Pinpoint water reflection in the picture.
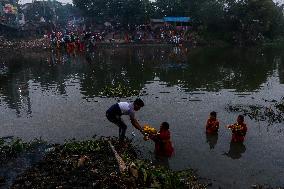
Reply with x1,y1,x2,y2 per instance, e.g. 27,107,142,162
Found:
206,133,218,149
159,48,276,92
0,54,33,116
224,142,246,159
0,46,283,116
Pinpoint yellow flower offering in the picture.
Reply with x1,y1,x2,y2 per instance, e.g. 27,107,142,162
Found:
143,125,157,135
233,124,242,131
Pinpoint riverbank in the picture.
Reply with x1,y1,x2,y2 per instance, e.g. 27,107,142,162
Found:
1,137,280,189
1,36,284,53
0,137,207,189
0,37,182,50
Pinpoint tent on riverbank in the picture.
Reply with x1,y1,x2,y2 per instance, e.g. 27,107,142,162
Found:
164,17,191,30
150,17,191,30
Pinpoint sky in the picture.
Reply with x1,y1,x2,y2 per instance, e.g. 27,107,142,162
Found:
18,0,284,5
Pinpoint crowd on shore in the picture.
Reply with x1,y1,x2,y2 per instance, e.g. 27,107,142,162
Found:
0,25,199,52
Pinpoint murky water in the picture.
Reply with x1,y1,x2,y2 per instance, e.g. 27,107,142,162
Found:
1,46,284,188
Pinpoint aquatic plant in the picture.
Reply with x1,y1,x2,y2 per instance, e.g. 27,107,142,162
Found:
0,137,46,163
99,84,140,98
11,137,206,189
226,97,284,125
62,139,101,154
119,159,206,189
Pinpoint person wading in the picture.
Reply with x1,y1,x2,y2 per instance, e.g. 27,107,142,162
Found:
106,98,145,144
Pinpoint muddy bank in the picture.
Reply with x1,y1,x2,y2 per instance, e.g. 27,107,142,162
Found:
0,137,207,189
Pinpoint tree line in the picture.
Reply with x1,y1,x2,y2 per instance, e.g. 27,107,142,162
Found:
73,0,284,45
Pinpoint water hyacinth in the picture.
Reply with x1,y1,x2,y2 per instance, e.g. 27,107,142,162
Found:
62,139,101,154
226,97,284,125
275,99,284,112
0,137,46,163
118,159,207,189
99,84,140,98
10,137,206,189
11,137,120,189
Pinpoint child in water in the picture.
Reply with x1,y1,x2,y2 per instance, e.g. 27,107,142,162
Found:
206,111,220,134
149,122,174,158
227,115,247,143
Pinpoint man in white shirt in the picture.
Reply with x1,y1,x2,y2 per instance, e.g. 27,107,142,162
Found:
106,98,144,142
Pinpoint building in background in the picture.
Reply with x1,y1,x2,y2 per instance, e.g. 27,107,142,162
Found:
0,0,19,26
0,0,81,36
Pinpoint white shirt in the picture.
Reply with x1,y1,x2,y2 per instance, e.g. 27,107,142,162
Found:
118,102,135,119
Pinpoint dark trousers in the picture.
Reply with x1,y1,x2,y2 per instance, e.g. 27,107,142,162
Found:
106,113,127,141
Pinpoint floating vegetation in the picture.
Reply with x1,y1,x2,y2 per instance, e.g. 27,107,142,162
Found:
226,98,284,125
99,84,140,98
62,139,101,154
0,137,46,163
11,137,206,189
119,159,207,189
11,137,120,189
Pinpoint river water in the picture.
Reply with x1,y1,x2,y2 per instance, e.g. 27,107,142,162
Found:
0,46,284,188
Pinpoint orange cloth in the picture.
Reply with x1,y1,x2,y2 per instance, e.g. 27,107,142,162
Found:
206,118,219,134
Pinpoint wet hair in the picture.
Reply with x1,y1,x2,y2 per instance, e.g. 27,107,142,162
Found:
134,98,144,107
238,115,244,121
161,122,169,130
210,111,217,117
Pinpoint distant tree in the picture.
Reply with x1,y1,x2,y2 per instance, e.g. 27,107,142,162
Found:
73,0,155,29
154,0,189,17
224,0,284,44
56,4,80,26
189,0,284,44
73,0,284,44
120,0,154,27
24,1,54,23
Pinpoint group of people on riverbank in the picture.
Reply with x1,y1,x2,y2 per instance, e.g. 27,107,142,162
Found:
46,31,98,55
0,25,196,54
106,99,247,160
44,25,194,54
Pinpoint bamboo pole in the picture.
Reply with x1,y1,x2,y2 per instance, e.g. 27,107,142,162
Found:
108,141,127,173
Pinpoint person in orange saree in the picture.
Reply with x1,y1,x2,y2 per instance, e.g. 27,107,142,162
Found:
227,115,247,143
149,122,174,158
206,111,219,134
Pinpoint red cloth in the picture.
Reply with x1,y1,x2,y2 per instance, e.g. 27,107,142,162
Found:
67,42,76,54
150,130,174,157
228,123,247,142
206,118,219,134
79,42,85,52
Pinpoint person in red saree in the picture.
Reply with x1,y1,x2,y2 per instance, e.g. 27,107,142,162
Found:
227,115,247,143
206,111,219,134
149,122,174,158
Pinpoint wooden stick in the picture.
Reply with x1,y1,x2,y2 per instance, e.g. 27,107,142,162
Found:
108,141,127,173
